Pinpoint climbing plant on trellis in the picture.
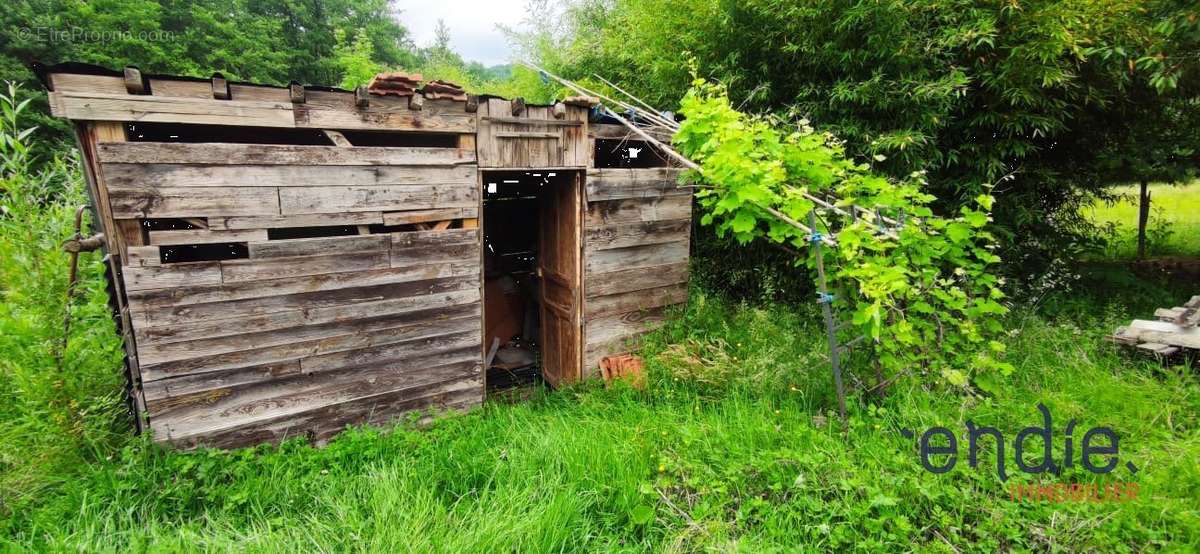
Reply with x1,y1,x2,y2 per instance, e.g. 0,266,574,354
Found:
527,63,1012,423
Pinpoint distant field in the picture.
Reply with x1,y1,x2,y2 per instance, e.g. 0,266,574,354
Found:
1085,180,1200,260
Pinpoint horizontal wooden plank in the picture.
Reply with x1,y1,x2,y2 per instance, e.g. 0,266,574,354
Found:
583,306,670,375
136,283,480,349
125,246,162,267
143,359,301,403
98,142,476,166
139,291,482,381
586,241,690,274
107,185,280,218
589,123,674,142
295,105,476,133
301,325,480,374
48,73,126,94
148,229,267,246
587,262,689,298
139,306,479,386
586,195,692,226
390,228,480,267
49,91,296,127
140,302,481,369
165,369,481,449
124,262,222,292
586,305,670,347
210,212,384,230
585,283,688,318
585,168,690,201
278,185,477,214
585,219,690,251
390,228,479,247
147,340,479,430
383,208,474,226
103,164,477,188
1122,319,1200,348
220,251,391,283
495,132,560,139
482,116,582,126
153,344,480,442
247,234,389,259
145,78,212,99
126,261,478,311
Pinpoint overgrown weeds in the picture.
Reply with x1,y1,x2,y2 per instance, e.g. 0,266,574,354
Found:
0,82,1196,549
0,83,125,515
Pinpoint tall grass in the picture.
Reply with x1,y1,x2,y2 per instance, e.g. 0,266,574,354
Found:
0,82,1196,550
1085,181,1200,260
1,284,1197,550
0,83,127,514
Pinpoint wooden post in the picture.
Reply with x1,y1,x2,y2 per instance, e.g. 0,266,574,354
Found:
1137,180,1150,260
211,73,230,100
122,67,145,94
288,82,305,103
809,210,847,428
73,121,147,433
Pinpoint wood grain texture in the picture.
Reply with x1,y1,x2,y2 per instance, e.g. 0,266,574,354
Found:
585,219,690,251
580,167,694,377
476,100,589,168
585,241,690,274
382,207,475,226
585,262,689,298
278,185,476,214
126,261,478,311
138,288,481,379
140,303,481,374
247,234,388,259
220,251,391,283
586,195,692,227
148,229,267,246
103,164,477,188
107,184,280,218
49,91,296,127
585,168,690,201
210,212,384,230
99,143,475,166
167,370,481,449
124,262,222,292
153,347,480,441
134,275,479,334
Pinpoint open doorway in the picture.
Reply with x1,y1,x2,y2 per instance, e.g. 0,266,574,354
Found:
482,170,582,392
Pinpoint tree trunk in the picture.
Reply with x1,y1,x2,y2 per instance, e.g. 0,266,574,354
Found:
1137,180,1150,260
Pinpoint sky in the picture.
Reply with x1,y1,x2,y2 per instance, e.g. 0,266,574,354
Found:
395,0,531,67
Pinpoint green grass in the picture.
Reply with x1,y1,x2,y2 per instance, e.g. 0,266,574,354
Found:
1,277,1198,550
1085,180,1200,260
1,95,1197,549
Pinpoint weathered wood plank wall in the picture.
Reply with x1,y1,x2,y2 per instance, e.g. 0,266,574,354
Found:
475,99,590,168
48,69,485,449
581,167,691,374
107,143,484,448
48,66,697,447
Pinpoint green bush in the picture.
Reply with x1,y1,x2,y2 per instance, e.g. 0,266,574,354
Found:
525,0,1200,275
0,83,126,515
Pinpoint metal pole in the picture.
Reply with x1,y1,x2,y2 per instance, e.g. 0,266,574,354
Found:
809,210,847,427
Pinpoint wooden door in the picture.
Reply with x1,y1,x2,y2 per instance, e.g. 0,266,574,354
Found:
538,172,582,387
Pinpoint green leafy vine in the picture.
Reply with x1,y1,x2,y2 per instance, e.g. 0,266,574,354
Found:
673,78,1011,392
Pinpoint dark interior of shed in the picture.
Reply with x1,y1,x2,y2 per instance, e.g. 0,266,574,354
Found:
482,171,556,390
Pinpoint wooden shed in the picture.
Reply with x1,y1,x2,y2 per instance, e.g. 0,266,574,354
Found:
39,64,692,448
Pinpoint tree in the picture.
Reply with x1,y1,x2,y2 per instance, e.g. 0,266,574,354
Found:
526,0,1200,274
